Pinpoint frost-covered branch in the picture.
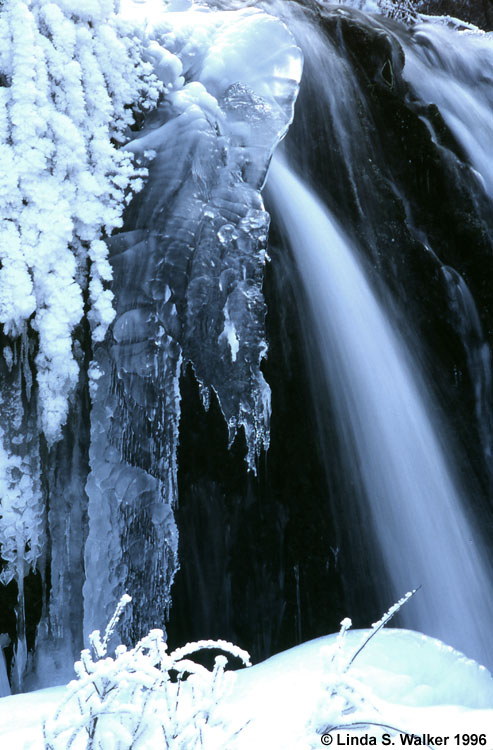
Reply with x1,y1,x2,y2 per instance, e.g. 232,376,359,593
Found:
43,594,251,749
309,590,420,745
345,587,420,670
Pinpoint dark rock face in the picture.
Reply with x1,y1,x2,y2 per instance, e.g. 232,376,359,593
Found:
416,0,493,30
286,6,493,485
167,276,347,662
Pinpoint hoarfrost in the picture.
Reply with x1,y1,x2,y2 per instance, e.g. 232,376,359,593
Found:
0,0,161,688
0,0,160,442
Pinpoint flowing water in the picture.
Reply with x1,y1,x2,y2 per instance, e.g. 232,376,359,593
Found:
401,22,493,200
267,155,493,666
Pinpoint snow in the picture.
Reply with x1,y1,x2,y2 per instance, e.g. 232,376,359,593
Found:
225,630,493,748
119,0,192,26
1,628,492,749
0,685,66,747
2,0,492,724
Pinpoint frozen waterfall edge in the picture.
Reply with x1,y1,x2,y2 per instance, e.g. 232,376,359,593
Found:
81,8,303,660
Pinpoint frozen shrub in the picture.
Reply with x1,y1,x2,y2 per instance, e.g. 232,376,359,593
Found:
377,0,420,22
43,595,251,749
309,590,418,745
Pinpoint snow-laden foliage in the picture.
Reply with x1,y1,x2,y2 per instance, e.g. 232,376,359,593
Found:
308,591,419,744
0,0,161,443
42,592,422,749
376,0,419,22
43,595,251,750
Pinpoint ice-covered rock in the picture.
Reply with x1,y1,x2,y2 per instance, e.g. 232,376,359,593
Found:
401,22,493,200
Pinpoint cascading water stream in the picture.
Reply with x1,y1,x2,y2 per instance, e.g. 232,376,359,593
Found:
267,154,493,666
400,23,493,200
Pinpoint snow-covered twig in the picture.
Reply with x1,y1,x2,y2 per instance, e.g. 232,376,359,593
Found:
43,594,251,750
310,588,421,745
345,587,421,670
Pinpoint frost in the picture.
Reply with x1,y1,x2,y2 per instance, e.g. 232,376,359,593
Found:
0,0,302,686
0,0,161,443
43,597,251,750
0,0,162,689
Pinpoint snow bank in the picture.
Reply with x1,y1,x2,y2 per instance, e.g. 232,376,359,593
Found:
0,628,491,749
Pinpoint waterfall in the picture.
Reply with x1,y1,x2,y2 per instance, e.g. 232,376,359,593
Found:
400,23,493,200
267,155,493,667
3,0,493,689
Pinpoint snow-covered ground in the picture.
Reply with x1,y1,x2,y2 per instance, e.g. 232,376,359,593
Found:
1,628,492,749
223,629,493,749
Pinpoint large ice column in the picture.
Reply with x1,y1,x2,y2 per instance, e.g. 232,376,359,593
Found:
0,335,90,691
83,6,302,641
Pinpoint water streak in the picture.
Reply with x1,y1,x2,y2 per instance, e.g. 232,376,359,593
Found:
401,23,493,199
267,155,493,666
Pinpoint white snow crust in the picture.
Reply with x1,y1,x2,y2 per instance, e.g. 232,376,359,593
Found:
1,628,492,749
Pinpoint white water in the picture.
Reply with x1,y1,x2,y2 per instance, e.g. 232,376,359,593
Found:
267,155,493,666
401,23,493,200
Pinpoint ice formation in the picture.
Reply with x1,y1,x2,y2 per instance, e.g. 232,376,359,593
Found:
0,0,162,688
83,4,302,645
0,0,158,442
1,628,493,748
0,0,302,687
1,0,493,702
